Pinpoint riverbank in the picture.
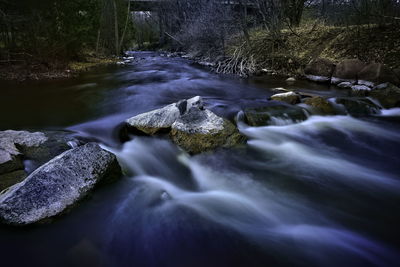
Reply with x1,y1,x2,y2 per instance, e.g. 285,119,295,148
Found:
180,23,400,79
0,53,118,82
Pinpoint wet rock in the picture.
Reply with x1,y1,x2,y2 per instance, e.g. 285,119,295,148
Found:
351,85,372,97
0,170,26,192
126,96,244,153
286,77,296,83
126,96,203,135
271,87,290,93
0,131,47,174
370,83,400,108
335,97,380,116
244,104,308,126
0,149,23,176
305,58,335,83
0,130,80,190
331,59,366,85
270,91,300,105
0,143,122,225
303,96,336,115
358,63,400,87
337,81,354,88
170,107,245,154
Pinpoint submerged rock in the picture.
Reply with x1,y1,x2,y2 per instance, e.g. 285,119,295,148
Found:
305,58,335,83
335,97,381,116
370,83,400,108
270,92,300,105
126,96,203,135
170,107,244,154
244,104,308,126
303,96,336,115
0,143,122,225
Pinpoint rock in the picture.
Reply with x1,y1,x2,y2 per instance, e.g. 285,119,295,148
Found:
370,83,400,108
126,96,244,153
331,59,366,85
270,92,300,105
0,149,23,175
0,170,27,192
126,96,203,135
0,131,47,174
335,97,381,116
0,143,122,225
303,96,336,115
244,104,308,127
358,63,400,87
286,77,296,83
271,87,290,93
351,85,372,97
337,81,354,88
304,58,335,83
170,107,245,154
0,130,80,190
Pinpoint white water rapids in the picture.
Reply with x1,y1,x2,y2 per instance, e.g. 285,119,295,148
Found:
104,114,400,267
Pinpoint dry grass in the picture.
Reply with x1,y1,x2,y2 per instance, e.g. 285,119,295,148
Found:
225,22,400,77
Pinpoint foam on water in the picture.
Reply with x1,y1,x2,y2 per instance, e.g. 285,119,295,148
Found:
103,119,400,266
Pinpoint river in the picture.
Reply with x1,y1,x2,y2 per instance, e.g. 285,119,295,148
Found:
0,51,399,267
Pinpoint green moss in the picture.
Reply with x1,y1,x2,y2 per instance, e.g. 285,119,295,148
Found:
68,56,117,73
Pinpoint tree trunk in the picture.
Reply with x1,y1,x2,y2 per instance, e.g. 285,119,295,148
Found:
113,0,119,55
119,0,131,53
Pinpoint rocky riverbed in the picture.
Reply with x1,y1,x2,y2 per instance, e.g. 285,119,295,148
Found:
0,51,399,267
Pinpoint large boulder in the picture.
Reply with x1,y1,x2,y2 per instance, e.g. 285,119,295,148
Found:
244,104,308,126
303,96,336,115
304,58,335,83
126,96,203,135
270,92,300,105
170,107,245,154
0,130,79,191
358,63,400,87
0,143,121,225
335,97,381,116
331,59,366,85
370,83,400,108
125,96,245,153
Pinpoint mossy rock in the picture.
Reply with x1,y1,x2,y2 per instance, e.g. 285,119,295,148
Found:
370,83,400,108
335,97,381,116
244,104,308,126
170,108,245,154
303,96,336,115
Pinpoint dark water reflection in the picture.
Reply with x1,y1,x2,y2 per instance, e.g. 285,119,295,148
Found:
0,52,399,267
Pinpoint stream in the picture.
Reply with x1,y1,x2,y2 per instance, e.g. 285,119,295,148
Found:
0,51,399,267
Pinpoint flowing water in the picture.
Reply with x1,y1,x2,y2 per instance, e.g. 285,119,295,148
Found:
0,52,399,267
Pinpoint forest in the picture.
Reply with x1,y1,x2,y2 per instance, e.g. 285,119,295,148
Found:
1,0,399,75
